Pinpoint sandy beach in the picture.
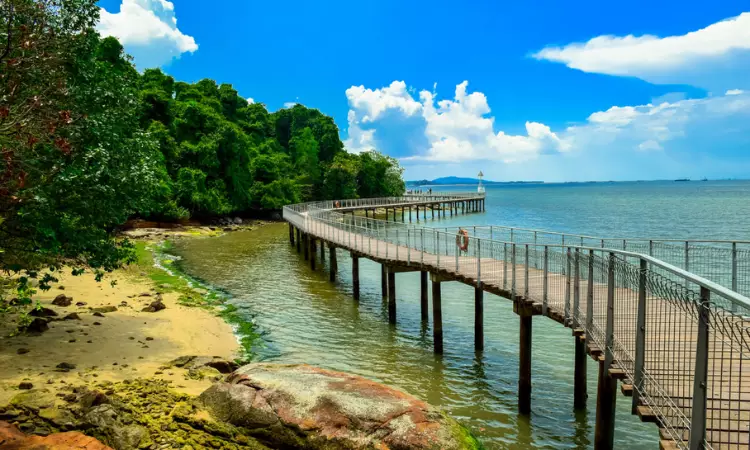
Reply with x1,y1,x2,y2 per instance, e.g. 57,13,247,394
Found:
0,232,243,408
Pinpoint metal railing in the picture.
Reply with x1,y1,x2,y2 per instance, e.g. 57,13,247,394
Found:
284,197,750,450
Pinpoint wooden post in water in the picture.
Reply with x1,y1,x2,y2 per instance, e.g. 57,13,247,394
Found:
574,336,587,409
387,268,396,324
431,275,443,354
420,271,428,321
296,229,301,253
381,265,388,300
401,207,405,222
431,206,435,219
409,206,412,223
475,284,484,352
309,238,316,270
319,238,325,262
352,255,359,300
303,233,309,260
289,223,294,245
519,312,532,414
329,245,337,282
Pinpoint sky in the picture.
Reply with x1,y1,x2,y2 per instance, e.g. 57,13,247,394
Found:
96,0,750,182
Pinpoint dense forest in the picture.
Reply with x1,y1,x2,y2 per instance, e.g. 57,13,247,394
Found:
0,0,404,307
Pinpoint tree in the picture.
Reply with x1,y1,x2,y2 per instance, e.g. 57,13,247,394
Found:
324,154,359,199
356,150,406,198
1,2,165,312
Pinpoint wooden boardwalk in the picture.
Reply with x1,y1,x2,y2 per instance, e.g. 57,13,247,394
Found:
286,200,750,450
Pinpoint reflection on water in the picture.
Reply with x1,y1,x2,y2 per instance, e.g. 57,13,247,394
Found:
172,224,656,449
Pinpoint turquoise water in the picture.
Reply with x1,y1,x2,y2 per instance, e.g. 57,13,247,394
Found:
172,180,750,449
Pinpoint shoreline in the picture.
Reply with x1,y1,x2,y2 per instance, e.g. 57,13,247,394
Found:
0,223,267,406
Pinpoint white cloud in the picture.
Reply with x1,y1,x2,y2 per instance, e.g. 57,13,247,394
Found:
283,102,299,109
345,81,422,123
726,89,745,96
98,0,197,68
247,97,255,104
532,12,750,91
344,81,566,162
343,80,750,180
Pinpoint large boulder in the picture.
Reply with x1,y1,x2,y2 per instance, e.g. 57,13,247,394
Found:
0,420,112,449
199,363,482,450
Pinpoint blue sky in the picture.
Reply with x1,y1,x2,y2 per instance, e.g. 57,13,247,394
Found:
97,0,750,182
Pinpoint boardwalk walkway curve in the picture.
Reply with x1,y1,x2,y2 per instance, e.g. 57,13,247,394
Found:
283,193,750,450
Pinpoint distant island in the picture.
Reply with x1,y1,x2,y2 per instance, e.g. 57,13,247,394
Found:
407,176,543,186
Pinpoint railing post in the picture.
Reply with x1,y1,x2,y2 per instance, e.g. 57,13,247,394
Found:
685,241,690,271
477,239,482,284
396,228,399,261
542,246,548,315
573,248,580,328
455,233,460,271
436,231,440,268
385,226,389,259
632,258,648,414
407,228,411,265
503,243,508,289
565,247,571,324
689,287,710,450
524,244,529,298
732,242,738,311
649,240,654,257
511,244,517,300
587,250,594,330
421,229,424,266
605,253,615,368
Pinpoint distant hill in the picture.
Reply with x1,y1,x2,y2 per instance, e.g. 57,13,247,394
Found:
407,176,542,186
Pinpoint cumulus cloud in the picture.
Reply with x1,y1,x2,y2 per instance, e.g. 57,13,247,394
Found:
343,80,750,180
247,97,255,104
98,0,198,69
532,12,750,91
344,81,566,162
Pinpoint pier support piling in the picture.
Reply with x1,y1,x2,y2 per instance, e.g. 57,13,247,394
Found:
381,265,388,300
574,336,587,409
289,223,294,245
420,271,429,322
329,245,337,282
309,238,316,270
352,255,360,300
303,233,309,260
475,285,484,352
518,310,533,414
296,229,301,253
431,276,443,354
594,359,617,450
387,269,396,324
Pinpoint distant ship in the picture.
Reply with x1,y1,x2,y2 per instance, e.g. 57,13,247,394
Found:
674,178,690,182
702,177,708,181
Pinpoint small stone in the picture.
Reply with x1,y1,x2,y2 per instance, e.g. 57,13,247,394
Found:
119,301,128,307
75,301,87,307
91,306,117,314
63,312,81,320
51,294,72,307
139,292,152,297
87,340,93,344
112,362,118,366
66,330,75,333
92,312,104,317
145,337,153,341
93,322,101,326
19,382,33,390
68,339,76,343
55,362,76,372
62,393,77,402
17,348,29,355
24,317,49,333
29,307,58,318
141,298,166,313
128,337,134,340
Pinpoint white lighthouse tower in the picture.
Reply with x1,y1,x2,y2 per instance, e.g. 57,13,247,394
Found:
477,171,485,194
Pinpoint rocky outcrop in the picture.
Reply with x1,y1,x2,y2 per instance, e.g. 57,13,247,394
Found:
0,421,112,450
199,363,482,450
52,294,73,307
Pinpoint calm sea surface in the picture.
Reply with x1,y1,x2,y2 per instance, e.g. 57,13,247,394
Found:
171,180,750,449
